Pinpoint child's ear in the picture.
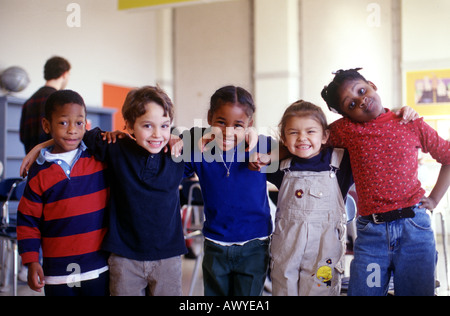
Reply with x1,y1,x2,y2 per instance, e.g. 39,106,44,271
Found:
207,110,213,125
280,132,286,145
322,129,330,144
368,81,378,91
42,118,51,135
125,120,134,136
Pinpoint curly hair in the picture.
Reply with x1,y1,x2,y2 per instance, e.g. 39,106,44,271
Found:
321,68,368,115
45,89,86,121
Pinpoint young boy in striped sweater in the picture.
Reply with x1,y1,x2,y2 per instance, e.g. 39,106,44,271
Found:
17,90,110,296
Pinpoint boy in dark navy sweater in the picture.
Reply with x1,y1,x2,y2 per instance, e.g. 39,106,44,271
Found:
84,86,187,296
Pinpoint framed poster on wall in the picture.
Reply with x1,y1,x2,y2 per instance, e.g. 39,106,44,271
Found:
406,69,450,116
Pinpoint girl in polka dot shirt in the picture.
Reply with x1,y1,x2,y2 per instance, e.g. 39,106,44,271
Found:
322,68,450,296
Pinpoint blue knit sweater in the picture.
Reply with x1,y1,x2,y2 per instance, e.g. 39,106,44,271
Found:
184,127,274,243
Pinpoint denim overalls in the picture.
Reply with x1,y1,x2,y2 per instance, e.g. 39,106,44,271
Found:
271,149,347,296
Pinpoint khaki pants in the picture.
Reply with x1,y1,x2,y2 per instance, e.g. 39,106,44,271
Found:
108,253,182,296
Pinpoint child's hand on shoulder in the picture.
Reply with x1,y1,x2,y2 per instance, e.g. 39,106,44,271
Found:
249,152,271,172
168,134,183,157
245,127,258,152
198,131,215,153
396,106,420,124
101,130,128,143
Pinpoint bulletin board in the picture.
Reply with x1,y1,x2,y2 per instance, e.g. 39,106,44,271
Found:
406,69,450,116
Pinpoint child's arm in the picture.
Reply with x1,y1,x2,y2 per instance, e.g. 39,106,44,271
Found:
20,129,124,177
20,139,54,178
17,177,46,292
100,130,128,143
420,164,450,210
249,152,272,172
169,134,183,157
249,144,289,171
416,117,450,210
27,262,45,292
102,129,182,156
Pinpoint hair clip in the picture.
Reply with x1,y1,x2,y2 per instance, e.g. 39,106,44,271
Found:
332,69,343,75
332,67,363,75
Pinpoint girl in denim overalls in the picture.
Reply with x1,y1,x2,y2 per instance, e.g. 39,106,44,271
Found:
268,101,353,296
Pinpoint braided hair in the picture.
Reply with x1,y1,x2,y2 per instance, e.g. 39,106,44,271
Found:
321,68,368,115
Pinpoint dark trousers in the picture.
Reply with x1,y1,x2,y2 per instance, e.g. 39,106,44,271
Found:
44,271,110,296
202,238,270,296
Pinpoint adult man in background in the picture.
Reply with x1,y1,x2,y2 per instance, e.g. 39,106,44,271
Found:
20,56,71,153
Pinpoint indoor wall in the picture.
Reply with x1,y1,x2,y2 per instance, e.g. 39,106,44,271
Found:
1,0,449,131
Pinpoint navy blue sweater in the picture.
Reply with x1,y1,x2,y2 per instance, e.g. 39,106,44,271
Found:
84,128,187,261
183,127,274,243
267,147,354,199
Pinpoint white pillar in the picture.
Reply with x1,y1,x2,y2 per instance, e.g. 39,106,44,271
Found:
155,8,174,99
253,0,300,136
391,0,402,108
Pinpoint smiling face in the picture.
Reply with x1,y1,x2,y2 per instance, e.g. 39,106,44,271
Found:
126,102,171,154
42,102,86,154
282,115,329,159
208,102,253,152
337,79,385,122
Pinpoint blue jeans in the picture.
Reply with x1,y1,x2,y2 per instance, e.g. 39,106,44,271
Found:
202,238,270,296
348,207,437,296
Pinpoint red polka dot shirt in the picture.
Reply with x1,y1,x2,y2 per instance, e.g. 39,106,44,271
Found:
329,109,450,216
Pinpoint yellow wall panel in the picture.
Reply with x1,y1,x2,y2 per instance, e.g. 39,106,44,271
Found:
119,0,211,10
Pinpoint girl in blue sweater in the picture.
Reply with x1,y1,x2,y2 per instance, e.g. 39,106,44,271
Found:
183,86,275,296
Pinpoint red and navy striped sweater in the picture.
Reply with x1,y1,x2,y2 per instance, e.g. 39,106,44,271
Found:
17,145,109,281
